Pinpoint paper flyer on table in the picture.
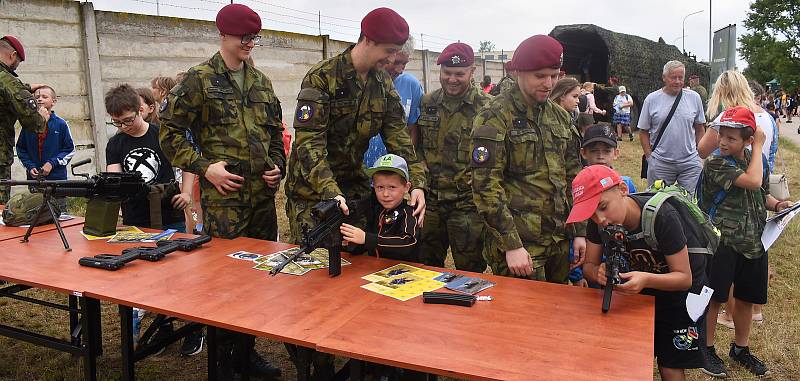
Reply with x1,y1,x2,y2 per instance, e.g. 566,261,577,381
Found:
762,201,800,251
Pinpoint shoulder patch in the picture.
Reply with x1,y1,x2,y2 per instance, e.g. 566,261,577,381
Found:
160,98,169,113
296,103,314,123
25,97,38,111
472,146,491,165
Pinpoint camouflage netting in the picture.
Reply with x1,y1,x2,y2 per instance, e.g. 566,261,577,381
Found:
550,24,710,125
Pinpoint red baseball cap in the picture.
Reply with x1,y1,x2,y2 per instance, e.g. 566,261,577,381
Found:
2,35,25,61
712,106,756,133
216,4,262,36
361,8,409,45
566,165,623,224
506,35,562,72
437,42,474,67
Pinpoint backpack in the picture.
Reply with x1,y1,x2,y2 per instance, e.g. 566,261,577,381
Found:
578,93,589,113
628,182,719,293
2,192,54,227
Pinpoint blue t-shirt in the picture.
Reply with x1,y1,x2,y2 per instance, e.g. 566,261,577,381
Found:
363,72,423,167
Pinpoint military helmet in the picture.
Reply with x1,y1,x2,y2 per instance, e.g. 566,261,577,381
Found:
2,192,53,227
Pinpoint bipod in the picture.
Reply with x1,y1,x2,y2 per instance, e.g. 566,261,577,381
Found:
21,187,70,251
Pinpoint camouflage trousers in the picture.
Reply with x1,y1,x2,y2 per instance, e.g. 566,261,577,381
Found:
420,198,487,273
484,239,570,283
0,164,9,204
203,198,277,240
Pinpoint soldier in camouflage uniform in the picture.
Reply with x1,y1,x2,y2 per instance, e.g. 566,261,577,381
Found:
0,36,47,203
284,8,426,380
470,35,585,284
158,4,283,379
489,65,516,96
285,7,426,244
417,42,489,272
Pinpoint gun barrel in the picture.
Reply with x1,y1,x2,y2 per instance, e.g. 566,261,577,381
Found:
602,276,613,313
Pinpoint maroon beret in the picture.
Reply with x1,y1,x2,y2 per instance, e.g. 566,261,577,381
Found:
507,35,563,72
2,35,25,61
361,8,409,45
437,43,474,67
216,4,261,36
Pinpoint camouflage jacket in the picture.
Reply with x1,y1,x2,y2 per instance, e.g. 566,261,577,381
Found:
699,150,768,259
417,84,490,203
489,75,515,96
159,52,285,205
0,62,45,166
285,45,426,201
470,85,584,252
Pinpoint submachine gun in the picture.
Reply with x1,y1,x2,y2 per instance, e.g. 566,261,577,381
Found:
79,235,212,270
270,198,366,277
0,158,147,250
601,225,630,313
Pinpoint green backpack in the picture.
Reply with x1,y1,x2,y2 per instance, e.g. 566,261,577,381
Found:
628,181,719,293
2,192,54,227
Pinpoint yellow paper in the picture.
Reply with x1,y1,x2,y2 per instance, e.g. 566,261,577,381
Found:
80,226,142,241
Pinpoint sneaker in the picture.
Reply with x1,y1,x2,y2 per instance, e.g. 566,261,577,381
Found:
248,351,282,379
628,133,634,141
702,346,729,378
729,343,770,377
148,322,174,356
180,329,204,356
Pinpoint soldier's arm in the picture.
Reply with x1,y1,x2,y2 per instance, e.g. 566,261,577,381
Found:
262,80,286,176
291,72,342,199
381,82,427,191
470,110,522,252
4,81,45,133
565,124,587,237
159,73,209,176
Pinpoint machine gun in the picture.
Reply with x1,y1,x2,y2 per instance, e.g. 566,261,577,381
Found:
601,225,630,313
270,198,365,277
0,158,148,250
78,235,212,271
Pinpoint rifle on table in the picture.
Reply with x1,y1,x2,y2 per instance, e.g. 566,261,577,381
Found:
270,198,366,277
0,158,148,251
78,235,212,271
601,225,630,313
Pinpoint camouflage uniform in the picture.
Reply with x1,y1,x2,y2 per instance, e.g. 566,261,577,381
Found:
691,84,708,112
699,150,768,259
285,45,426,242
417,84,489,272
0,62,45,203
470,84,585,283
159,52,285,240
489,75,516,96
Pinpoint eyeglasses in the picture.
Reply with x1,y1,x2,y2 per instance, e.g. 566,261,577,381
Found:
111,112,138,127
241,34,262,45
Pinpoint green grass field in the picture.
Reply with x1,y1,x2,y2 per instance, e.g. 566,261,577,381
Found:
0,132,798,380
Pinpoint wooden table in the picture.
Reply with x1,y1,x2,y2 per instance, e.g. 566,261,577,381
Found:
317,269,655,381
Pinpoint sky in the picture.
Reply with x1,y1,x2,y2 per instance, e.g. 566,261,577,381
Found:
89,0,754,68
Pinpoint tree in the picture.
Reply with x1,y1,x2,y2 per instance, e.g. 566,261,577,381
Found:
740,0,800,91
478,40,496,53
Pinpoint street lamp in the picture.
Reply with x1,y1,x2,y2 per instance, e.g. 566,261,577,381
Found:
683,9,704,53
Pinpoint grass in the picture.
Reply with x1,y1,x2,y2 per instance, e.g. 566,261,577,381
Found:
1,132,799,380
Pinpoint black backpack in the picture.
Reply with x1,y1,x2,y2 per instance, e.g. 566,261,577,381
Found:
578,94,589,112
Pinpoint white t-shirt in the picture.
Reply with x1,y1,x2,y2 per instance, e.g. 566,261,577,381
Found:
614,94,632,114
638,88,706,164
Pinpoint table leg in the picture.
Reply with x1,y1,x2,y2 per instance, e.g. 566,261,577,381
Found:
207,326,217,381
295,346,312,381
69,295,80,347
118,305,135,381
79,297,98,381
87,298,103,356
350,359,363,381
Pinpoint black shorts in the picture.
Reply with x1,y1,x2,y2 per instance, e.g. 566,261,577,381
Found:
708,245,769,305
654,293,706,369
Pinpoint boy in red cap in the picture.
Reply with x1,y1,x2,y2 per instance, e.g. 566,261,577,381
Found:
567,164,704,381
698,106,791,378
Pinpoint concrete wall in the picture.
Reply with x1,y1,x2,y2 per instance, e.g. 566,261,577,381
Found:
2,0,481,182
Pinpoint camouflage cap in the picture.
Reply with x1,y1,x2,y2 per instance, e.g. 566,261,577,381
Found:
366,154,409,181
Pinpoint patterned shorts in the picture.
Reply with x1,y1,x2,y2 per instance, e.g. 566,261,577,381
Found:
613,112,631,126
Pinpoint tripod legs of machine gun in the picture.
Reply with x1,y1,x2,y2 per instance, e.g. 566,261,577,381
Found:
21,189,70,251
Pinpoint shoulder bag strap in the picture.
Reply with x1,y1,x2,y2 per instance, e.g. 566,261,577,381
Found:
651,90,683,153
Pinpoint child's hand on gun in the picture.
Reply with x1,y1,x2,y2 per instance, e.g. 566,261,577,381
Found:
616,271,649,295
340,223,366,245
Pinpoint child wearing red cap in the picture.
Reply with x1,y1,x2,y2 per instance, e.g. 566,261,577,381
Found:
567,164,704,381
698,106,791,378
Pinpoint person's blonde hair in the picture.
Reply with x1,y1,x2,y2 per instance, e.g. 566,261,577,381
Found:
707,70,756,120
582,82,595,91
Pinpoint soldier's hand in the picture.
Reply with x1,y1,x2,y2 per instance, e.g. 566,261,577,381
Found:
334,195,350,215
340,223,366,245
38,106,50,122
570,237,587,270
171,192,191,210
205,161,243,196
409,188,426,227
505,247,533,277
262,166,281,188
